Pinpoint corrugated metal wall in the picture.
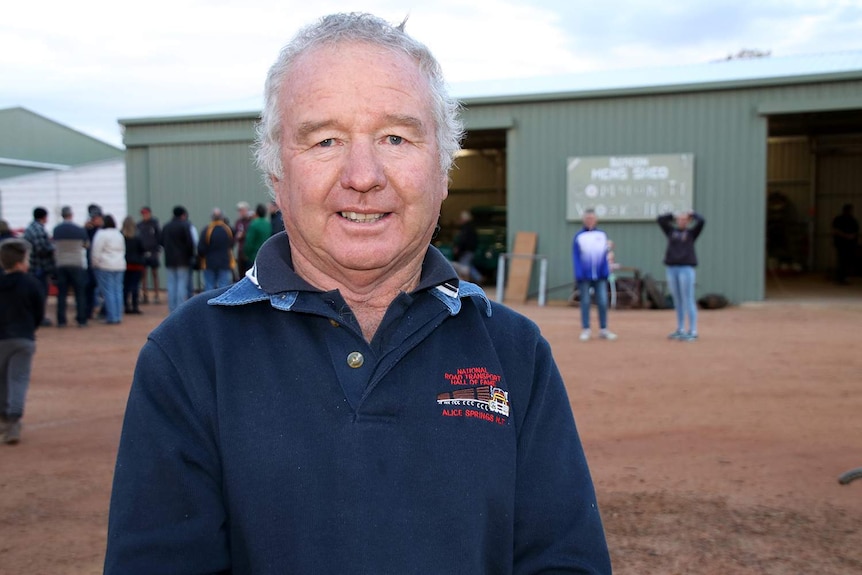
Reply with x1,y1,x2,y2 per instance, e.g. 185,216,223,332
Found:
467,89,767,303
122,79,862,303
124,115,270,231
466,78,862,303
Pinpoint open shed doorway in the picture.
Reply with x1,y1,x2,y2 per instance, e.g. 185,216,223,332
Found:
437,129,508,283
765,109,862,300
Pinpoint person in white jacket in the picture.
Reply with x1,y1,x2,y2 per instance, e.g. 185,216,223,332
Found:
90,215,127,324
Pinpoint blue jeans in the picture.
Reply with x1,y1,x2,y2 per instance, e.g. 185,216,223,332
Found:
166,267,191,312
665,265,697,334
203,268,233,292
577,279,608,330
55,266,89,326
0,339,35,419
95,270,124,323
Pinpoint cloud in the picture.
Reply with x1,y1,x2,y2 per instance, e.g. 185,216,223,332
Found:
2,0,861,147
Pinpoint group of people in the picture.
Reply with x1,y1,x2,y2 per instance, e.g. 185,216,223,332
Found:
573,207,706,342
2,199,284,323
0,200,279,445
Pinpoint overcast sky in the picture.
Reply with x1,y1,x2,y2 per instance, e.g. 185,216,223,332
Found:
3,0,862,148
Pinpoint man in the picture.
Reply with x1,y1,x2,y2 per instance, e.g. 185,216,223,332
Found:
268,199,285,236
105,13,610,574
451,209,483,282
136,207,161,303
242,203,271,264
832,203,859,285
197,207,235,291
84,205,104,319
159,206,194,312
572,208,617,341
52,206,89,327
233,201,252,278
23,207,54,326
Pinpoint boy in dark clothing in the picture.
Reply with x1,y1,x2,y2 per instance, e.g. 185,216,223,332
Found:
0,238,46,444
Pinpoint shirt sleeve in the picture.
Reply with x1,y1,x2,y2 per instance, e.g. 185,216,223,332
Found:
512,336,612,574
104,340,230,575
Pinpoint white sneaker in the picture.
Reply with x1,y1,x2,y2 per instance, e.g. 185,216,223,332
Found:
599,329,618,341
579,329,591,341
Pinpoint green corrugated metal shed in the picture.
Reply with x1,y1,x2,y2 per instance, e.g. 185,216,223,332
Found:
0,107,124,179
120,53,862,303
121,111,270,234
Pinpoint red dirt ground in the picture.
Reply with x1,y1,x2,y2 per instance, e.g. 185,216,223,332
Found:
1,281,861,574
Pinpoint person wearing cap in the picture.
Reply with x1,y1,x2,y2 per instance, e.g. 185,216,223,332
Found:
136,207,161,304
233,201,252,278
52,206,90,327
105,13,610,574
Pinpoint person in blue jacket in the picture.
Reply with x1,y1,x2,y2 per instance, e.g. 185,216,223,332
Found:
572,208,617,342
104,12,611,575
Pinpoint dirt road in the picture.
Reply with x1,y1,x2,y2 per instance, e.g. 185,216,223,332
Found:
1,294,860,574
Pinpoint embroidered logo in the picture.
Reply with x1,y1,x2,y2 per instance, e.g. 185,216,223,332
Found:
437,367,509,425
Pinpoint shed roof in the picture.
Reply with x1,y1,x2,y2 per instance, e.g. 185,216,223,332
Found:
453,50,862,104
119,50,862,128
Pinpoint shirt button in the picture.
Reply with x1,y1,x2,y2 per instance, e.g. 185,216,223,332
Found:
347,352,364,368
330,319,340,327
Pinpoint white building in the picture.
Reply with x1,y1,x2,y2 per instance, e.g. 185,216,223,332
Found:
0,158,127,232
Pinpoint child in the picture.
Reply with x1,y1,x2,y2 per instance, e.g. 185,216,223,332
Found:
0,238,46,444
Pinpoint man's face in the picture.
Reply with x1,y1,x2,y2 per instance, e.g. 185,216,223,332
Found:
272,41,447,280
141,211,151,221
238,207,249,220
583,213,597,229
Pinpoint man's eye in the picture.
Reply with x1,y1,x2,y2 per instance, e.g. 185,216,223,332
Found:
387,135,403,145
318,138,335,148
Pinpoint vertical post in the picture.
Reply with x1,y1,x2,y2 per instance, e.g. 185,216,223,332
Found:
538,257,547,307
496,254,506,303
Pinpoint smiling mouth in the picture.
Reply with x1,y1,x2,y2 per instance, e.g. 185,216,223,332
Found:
340,211,387,223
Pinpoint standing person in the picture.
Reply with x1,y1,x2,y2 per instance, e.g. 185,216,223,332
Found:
91,215,126,325
197,208,235,291
105,13,610,574
572,208,617,342
160,206,195,312
268,200,285,236
52,206,90,328
242,203,271,265
0,220,14,240
233,201,252,278
136,207,161,304
23,207,54,326
451,209,483,282
84,205,104,320
121,217,145,315
658,210,706,341
831,204,859,285
0,238,46,444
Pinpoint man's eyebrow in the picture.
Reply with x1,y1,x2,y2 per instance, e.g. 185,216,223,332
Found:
385,114,426,135
294,115,426,140
295,120,338,141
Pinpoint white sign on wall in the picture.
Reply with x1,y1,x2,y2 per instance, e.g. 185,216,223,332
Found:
566,154,694,221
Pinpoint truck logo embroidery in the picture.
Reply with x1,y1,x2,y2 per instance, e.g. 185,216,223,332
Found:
438,367,509,425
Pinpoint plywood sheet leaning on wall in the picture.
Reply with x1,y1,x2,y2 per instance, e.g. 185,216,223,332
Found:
505,231,538,304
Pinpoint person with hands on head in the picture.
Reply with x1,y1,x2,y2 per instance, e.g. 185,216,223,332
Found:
657,209,705,341
104,12,611,575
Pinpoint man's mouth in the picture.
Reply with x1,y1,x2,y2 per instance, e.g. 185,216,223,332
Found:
340,211,387,223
